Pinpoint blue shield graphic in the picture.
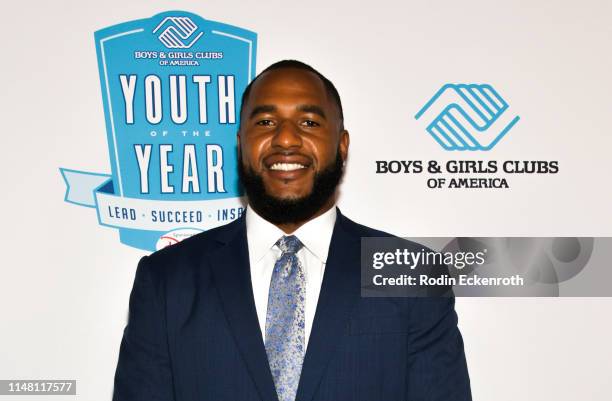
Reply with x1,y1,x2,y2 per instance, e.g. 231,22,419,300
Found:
60,11,257,251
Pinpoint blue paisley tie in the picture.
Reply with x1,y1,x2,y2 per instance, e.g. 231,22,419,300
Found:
265,235,306,401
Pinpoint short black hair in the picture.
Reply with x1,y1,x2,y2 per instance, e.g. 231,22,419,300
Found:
239,59,344,130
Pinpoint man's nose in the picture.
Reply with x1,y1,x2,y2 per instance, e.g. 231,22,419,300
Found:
271,120,302,149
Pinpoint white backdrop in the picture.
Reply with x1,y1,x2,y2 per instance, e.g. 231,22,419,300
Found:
1,0,611,400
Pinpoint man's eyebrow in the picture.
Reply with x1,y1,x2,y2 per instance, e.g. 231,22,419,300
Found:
249,105,277,119
297,104,327,120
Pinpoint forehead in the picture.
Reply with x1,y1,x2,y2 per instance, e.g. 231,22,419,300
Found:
245,68,331,108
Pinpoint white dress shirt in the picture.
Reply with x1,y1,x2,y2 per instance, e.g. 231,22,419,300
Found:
246,205,337,348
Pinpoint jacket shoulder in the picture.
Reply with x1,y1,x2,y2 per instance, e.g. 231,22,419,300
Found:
338,212,428,252
337,212,397,239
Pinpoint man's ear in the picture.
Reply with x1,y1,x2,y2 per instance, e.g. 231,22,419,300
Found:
339,130,350,163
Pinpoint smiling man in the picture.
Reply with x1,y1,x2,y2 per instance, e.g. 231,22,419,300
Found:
237,61,347,233
113,60,472,401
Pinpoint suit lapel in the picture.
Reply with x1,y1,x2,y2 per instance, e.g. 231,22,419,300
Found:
296,211,361,401
207,217,280,401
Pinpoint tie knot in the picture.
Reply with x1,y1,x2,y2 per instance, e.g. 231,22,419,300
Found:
276,235,303,255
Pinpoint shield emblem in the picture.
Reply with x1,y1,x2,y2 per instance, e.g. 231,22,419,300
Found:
60,11,257,251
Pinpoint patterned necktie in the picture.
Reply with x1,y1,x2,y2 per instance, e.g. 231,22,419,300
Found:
265,235,306,401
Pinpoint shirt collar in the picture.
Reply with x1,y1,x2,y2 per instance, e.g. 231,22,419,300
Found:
245,205,337,264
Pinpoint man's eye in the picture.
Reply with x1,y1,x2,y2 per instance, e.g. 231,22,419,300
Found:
256,119,274,126
302,120,320,127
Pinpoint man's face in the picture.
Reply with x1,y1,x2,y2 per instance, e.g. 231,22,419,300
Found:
238,68,349,203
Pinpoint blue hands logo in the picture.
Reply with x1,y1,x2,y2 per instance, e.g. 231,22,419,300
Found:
153,16,204,49
415,84,520,150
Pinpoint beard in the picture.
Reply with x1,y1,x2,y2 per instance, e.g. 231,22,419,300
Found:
238,151,344,225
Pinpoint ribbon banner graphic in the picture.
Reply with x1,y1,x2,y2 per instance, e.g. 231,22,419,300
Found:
60,11,257,251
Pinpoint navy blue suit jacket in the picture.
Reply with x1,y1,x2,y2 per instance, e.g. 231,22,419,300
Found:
113,209,471,401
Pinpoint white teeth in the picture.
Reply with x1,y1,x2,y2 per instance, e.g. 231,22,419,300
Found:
270,162,306,171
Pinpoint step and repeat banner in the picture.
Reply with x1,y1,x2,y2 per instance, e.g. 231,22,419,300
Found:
1,1,611,401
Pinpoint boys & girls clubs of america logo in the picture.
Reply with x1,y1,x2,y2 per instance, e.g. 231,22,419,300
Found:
60,11,257,251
